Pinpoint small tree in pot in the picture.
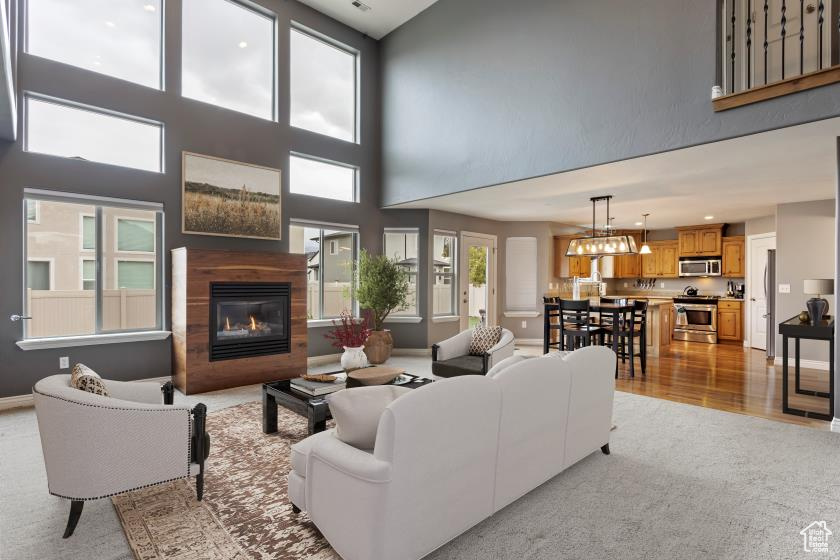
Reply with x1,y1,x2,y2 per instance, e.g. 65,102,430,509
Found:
355,249,410,364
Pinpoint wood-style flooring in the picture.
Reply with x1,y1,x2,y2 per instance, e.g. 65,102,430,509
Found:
614,340,831,429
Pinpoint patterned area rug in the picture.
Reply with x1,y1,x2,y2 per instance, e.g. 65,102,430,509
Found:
112,401,339,560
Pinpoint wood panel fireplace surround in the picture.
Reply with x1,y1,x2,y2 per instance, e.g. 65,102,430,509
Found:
172,248,307,394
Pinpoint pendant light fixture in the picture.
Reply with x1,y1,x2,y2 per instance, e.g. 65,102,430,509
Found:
566,195,638,257
639,213,652,255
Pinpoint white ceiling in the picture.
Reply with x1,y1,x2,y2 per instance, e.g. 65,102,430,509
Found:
390,117,840,231
297,0,439,39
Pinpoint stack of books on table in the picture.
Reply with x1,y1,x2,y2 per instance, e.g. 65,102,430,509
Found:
290,375,346,397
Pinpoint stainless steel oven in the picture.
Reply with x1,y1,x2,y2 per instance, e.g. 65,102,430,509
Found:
673,297,718,343
678,259,722,277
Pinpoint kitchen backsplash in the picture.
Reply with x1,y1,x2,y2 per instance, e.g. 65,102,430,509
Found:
604,276,744,297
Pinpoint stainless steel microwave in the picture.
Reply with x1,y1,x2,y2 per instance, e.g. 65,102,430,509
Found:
678,258,722,277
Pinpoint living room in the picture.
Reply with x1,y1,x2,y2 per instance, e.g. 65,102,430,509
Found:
2,0,840,559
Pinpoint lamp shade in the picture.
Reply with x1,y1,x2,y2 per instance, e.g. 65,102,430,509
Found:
804,279,834,295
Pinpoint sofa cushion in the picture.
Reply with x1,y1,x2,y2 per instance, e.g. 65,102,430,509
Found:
432,355,486,378
486,354,532,378
469,325,502,355
327,386,411,449
70,364,109,397
291,429,336,476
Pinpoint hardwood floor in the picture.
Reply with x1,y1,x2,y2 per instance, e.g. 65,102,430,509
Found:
613,340,831,429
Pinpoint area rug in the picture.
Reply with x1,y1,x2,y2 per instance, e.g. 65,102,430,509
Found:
112,401,338,560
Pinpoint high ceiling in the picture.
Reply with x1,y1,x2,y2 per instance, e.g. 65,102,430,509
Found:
389,117,840,230
297,0,440,39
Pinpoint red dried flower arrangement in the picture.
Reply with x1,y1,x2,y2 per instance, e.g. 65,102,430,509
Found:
324,310,372,349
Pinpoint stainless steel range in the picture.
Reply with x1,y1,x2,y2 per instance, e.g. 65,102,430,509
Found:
673,296,719,344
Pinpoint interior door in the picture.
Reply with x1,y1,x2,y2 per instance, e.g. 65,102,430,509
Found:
748,234,776,350
460,234,497,331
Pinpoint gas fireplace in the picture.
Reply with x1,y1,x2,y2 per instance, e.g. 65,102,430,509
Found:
209,283,291,361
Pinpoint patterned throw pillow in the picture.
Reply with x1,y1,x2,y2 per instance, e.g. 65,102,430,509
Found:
469,325,503,356
70,363,109,397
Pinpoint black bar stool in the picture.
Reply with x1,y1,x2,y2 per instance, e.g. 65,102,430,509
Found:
543,297,561,354
602,300,648,378
558,299,603,351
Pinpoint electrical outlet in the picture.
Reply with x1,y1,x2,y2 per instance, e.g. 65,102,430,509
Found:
59,356,69,369
779,284,791,294
521,320,527,329
623,282,628,288
660,282,666,288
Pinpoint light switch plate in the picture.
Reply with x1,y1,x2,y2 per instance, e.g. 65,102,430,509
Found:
660,282,666,288
779,284,791,294
59,356,69,369
623,282,628,288
521,320,527,329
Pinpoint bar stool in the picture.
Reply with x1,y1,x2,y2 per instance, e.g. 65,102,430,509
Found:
602,300,648,377
558,299,603,351
543,297,562,354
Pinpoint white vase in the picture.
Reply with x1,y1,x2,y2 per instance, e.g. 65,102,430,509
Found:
341,346,368,372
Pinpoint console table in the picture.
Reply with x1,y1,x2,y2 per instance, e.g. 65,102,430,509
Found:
779,316,834,421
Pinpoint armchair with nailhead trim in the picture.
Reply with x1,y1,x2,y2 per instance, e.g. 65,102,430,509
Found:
32,375,210,538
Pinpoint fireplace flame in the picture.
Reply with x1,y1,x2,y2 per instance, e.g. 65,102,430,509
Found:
224,317,231,331
249,315,257,331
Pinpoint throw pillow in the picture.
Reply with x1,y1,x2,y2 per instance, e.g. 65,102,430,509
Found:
70,363,109,397
469,325,503,356
327,385,411,449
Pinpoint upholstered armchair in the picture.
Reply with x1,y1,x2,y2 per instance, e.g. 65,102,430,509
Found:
431,327,515,377
32,375,210,538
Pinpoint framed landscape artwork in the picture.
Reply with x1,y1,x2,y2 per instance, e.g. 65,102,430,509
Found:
182,152,282,240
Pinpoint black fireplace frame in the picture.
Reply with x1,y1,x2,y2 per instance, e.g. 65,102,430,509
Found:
209,282,291,361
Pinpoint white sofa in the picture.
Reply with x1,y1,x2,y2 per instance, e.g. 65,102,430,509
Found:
287,345,616,560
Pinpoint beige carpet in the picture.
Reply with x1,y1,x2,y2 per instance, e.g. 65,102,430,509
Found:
112,401,338,560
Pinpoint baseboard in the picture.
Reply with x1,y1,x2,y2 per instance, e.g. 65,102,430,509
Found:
391,348,432,357
831,418,840,433
515,339,543,346
773,357,831,371
307,353,342,367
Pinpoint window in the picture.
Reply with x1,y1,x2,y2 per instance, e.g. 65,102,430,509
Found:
384,229,419,317
290,27,357,142
26,200,39,223
116,218,155,252
26,0,163,89
289,154,357,202
23,191,163,339
182,0,275,120
505,237,538,313
289,222,358,321
81,259,95,290
25,96,163,172
433,232,457,316
329,240,338,255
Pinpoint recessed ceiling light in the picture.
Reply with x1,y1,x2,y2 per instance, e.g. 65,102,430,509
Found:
352,0,372,11
143,4,156,12
238,41,248,49
105,21,116,28
704,215,715,220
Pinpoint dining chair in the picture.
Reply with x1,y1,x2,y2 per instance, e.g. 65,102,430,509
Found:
601,300,648,377
558,299,603,351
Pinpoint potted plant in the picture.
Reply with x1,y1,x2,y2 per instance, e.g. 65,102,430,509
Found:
324,310,371,372
355,249,410,364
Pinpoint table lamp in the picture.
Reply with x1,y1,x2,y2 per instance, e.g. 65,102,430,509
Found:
804,279,833,324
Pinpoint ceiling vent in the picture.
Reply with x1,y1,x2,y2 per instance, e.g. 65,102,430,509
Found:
351,1,371,12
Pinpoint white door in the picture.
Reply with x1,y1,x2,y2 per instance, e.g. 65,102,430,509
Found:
460,233,497,331
748,234,776,350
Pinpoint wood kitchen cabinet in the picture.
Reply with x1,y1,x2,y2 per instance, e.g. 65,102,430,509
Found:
641,241,679,278
717,300,743,342
722,236,745,277
553,236,591,278
676,224,724,257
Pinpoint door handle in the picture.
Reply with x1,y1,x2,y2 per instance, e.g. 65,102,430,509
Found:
10,314,32,321
750,298,756,301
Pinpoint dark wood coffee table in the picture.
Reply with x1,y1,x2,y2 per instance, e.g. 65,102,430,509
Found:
262,372,433,435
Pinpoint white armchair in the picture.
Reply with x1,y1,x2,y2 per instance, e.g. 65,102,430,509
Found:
431,327,515,377
32,375,210,538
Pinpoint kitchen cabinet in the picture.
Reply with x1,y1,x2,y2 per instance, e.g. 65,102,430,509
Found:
722,236,745,277
676,224,724,257
641,241,679,278
552,236,592,278
717,300,743,342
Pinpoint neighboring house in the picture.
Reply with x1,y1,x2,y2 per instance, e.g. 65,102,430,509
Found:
307,232,354,284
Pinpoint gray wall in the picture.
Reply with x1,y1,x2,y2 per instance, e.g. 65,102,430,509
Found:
776,200,836,362
0,0,389,396
380,0,840,206
745,215,777,237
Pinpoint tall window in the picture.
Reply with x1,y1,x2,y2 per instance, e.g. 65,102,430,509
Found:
26,200,39,223
182,0,275,120
290,27,357,142
26,0,163,89
289,154,357,202
25,95,163,172
433,232,457,316
23,191,163,339
289,222,358,321
384,229,419,317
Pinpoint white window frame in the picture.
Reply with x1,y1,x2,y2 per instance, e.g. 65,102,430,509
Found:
289,152,360,203
383,227,422,323
79,257,96,291
79,213,95,252
329,240,338,255
26,199,40,224
114,215,156,254
114,257,156,290
20,189,165,344
289,23,360,144
26,257,54,290
290,219,359,326
432,230,459,320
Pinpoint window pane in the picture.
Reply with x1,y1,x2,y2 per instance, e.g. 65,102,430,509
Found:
25,97,162,172
25,199,97,337
290,224,322,320
290,155,356,202
117,218,154,252
384,230,418,316
27,0,162,89
322,229,355,319
82,215,95,250
433,234,457,316
116,261,154,289
26,200,38,222
290,29,356,142
182,0,274,120
82,260,96,290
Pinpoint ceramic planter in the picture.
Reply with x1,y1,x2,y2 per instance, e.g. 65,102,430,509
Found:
341,346,369,372
364,330,393,364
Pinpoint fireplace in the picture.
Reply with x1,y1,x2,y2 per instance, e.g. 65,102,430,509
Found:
209,282,291,361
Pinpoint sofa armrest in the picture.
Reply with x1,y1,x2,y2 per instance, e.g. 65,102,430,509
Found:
486,330,515,370
433,329,473,362
104,379,169,405
308,436,392,484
